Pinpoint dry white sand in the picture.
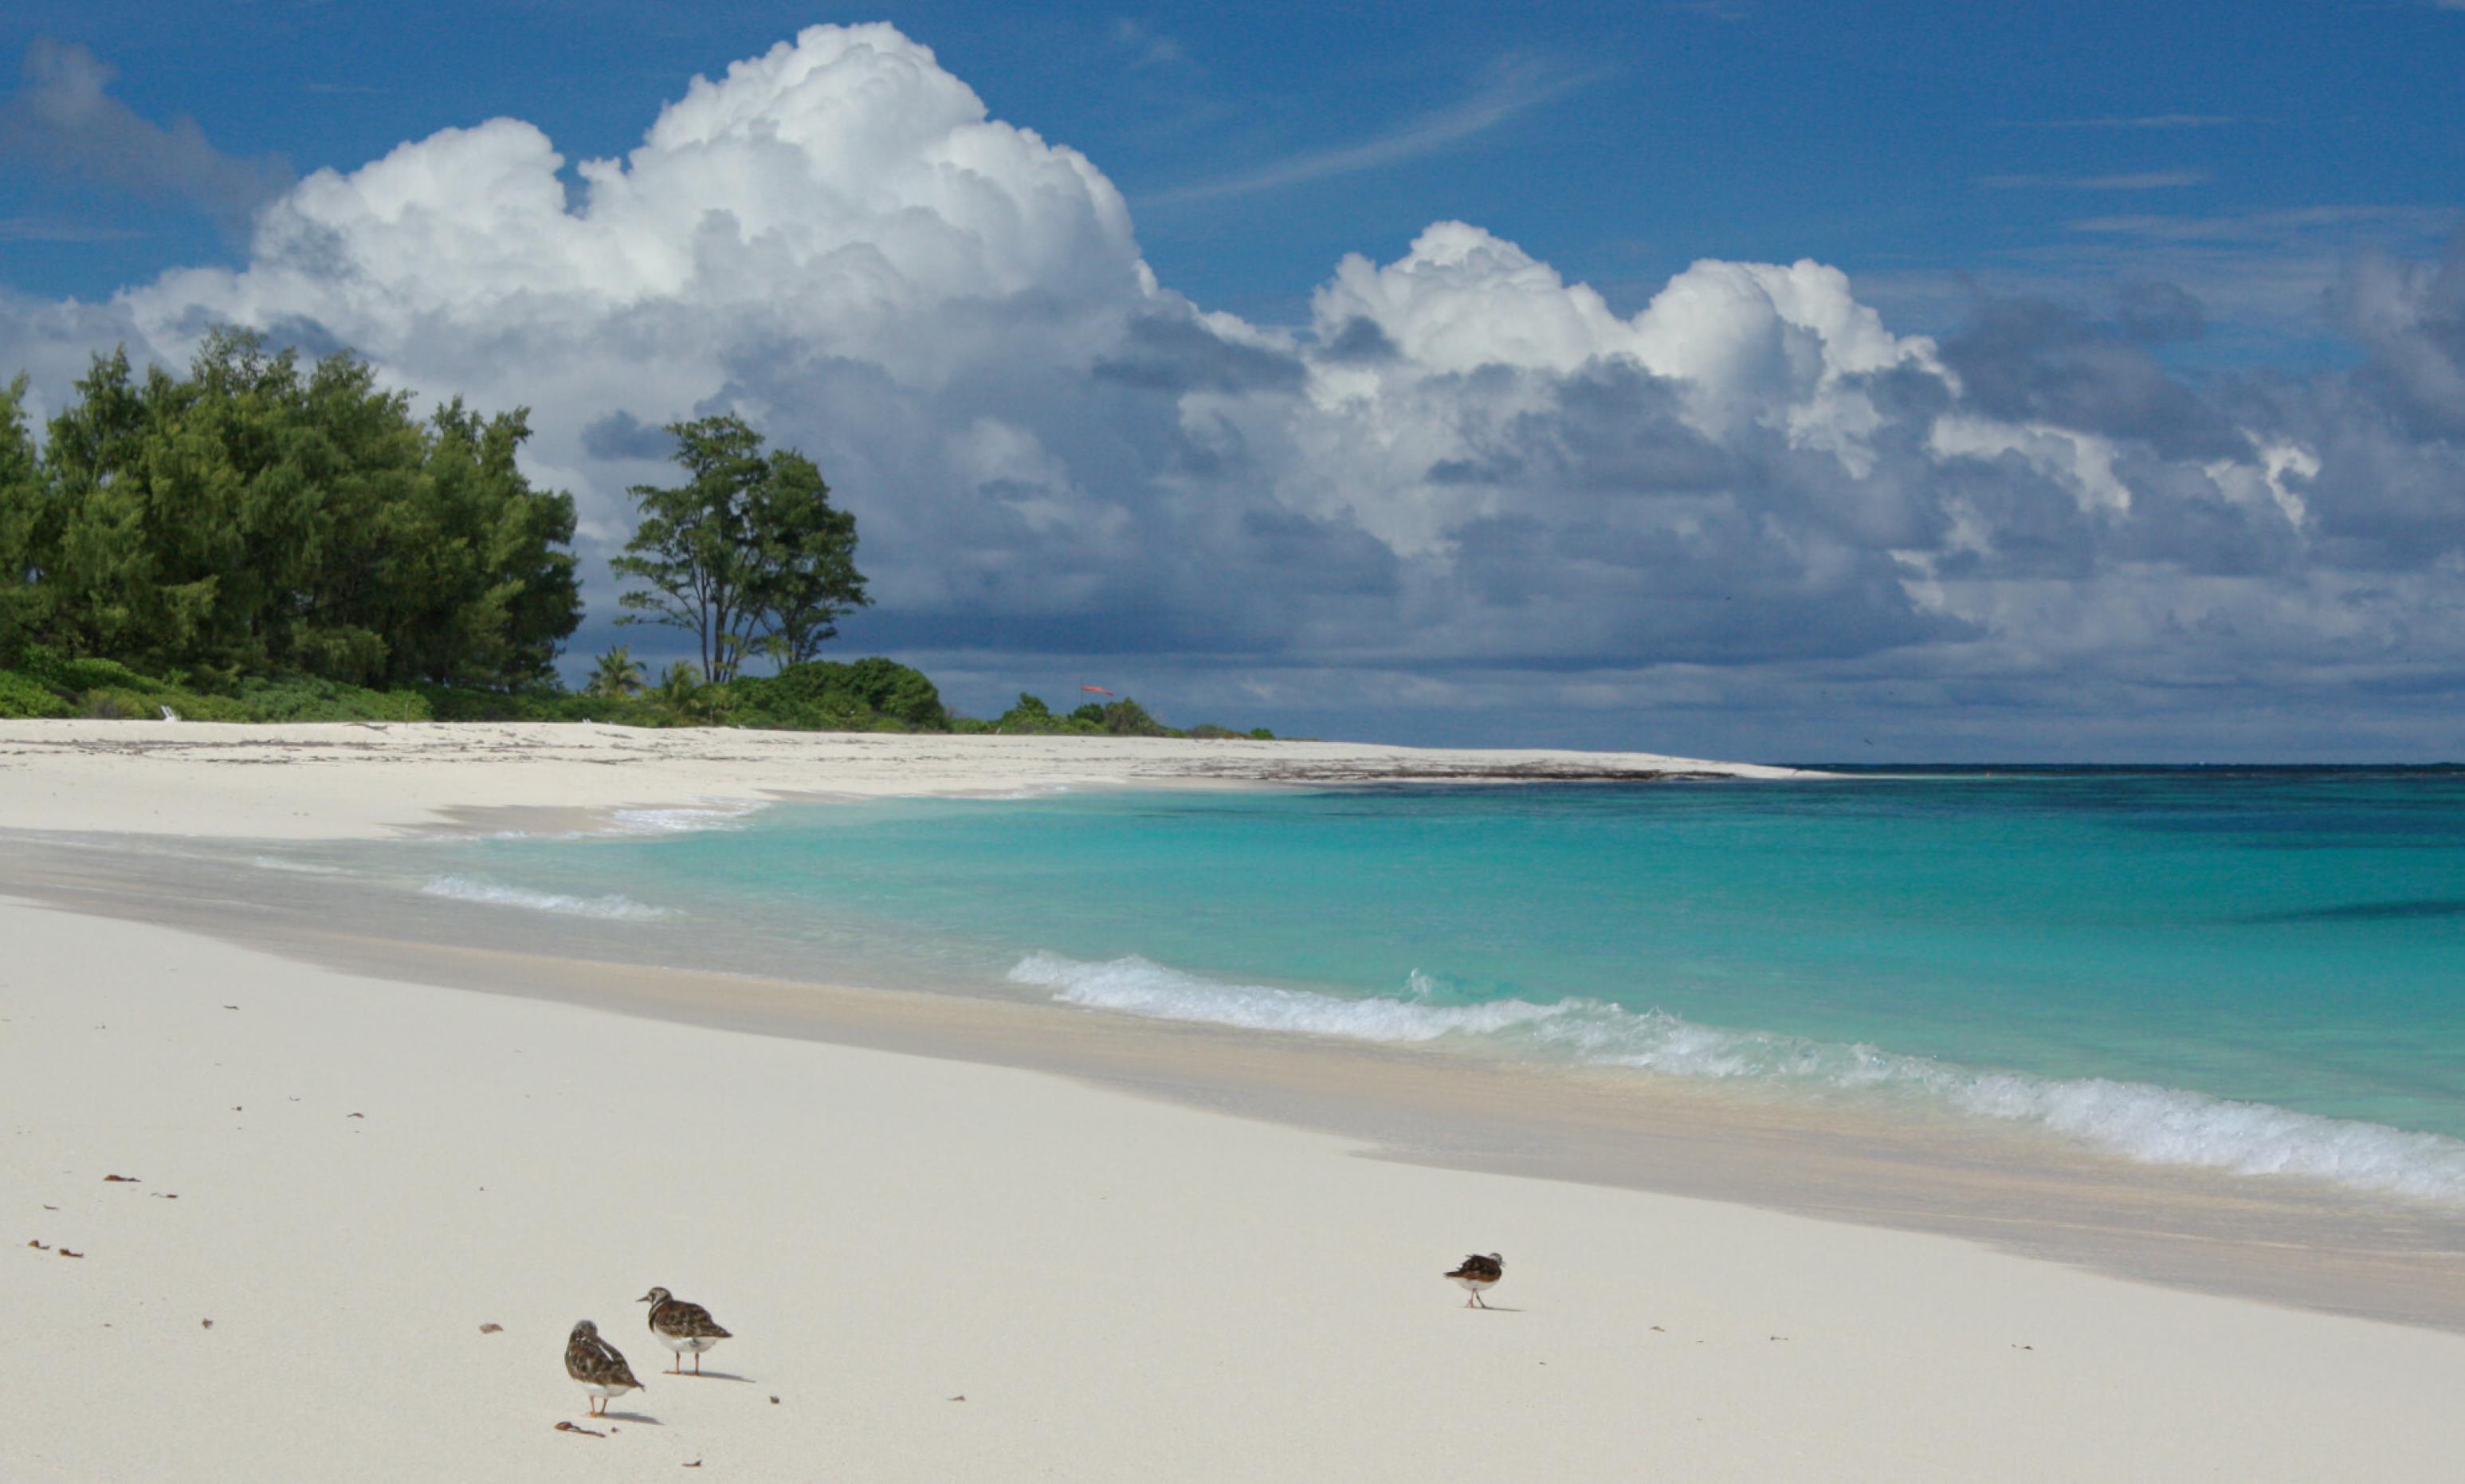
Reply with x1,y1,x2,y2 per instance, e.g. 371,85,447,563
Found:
0,720,1811,839
7,897,2464,1482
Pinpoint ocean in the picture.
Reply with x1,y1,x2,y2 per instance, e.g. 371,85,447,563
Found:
309,768,2465,1206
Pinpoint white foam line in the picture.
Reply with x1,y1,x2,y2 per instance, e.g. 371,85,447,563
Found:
249,856,347,875
1011,951,2465,1206
421,875,669,921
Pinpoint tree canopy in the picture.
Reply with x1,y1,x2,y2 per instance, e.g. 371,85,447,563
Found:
610,414,867,684
0,331,580,689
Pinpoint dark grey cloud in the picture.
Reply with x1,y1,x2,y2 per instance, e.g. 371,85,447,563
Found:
1315,316,1399,363
2334,243,2465,437
1941,297,2251,461
1093,312,1306,393
579,410,679,461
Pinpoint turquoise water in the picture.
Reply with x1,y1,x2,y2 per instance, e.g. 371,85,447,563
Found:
391,770,2465,1203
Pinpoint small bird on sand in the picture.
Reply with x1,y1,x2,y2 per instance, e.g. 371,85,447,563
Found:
1444,1252,1505,1308
639,1286,733,1375
566,1320,646,1415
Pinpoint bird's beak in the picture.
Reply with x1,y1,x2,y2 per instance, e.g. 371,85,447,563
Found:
636,1292,654,1302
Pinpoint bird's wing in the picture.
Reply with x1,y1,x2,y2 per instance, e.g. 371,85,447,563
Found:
653,1299,732,1337
599,1339,643,1388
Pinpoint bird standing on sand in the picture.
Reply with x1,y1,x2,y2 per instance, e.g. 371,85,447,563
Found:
566,1320,646,1415
640,1286,733,1374
1444,1252,1505,1308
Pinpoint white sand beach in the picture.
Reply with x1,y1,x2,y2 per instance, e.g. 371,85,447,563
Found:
5,722,2464,1480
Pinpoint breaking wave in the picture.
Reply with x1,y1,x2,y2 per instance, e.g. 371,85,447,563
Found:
1009,952,2465,1206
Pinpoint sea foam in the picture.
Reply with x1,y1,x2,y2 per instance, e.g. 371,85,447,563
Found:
1010,951,2465,1206
421,876,669,921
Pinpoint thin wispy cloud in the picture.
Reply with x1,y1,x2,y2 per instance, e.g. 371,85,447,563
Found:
1146,57,1598,205
0,215,142,242
2067,205,2460,242
1979,171,2208,190
2003,113,2235,131
1108,18,1186,70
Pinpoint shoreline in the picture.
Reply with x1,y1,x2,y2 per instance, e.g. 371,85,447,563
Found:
8,829,2463,1336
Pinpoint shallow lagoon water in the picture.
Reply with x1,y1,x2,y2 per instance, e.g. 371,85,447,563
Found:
360,768,2465,1203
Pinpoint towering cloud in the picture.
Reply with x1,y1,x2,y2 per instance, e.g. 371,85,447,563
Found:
3,23,2459,755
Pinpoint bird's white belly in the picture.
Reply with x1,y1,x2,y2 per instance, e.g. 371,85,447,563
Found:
1453,1277,1496,1293
583,1380,633,1399
656,1332,718,1354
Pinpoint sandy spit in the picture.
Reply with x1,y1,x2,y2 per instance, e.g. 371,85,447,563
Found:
0,720,1817,840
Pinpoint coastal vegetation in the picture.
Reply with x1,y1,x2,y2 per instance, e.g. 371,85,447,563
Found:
0,339,1273,739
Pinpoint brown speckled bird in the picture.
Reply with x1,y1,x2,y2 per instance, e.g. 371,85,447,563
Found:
639,1286,733,1375
1444,1252,1505,1308
565,1320,645,1415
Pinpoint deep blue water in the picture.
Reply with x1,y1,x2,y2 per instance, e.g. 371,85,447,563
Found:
384,768,2465,1203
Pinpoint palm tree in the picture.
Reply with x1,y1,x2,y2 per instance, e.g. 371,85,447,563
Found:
653,661,712,722
587,645,646,698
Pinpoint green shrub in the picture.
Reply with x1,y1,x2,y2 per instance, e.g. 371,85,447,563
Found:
167,693,256,722
58,657,173,695
0,668,71,718
80,686,167,720
416,685,645,724
726,657,948,732
1097,697,1164,736
235,675,433,722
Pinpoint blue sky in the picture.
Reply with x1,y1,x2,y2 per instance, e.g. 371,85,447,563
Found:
2,4,2463,759
10,2,2460,334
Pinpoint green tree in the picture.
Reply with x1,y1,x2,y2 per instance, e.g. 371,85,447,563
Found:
0,375,47,659
586,644,646,697
610,414,867,684
3,331,580,689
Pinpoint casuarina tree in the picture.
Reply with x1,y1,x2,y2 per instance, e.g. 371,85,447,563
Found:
610,414,867,683
1,331,581,689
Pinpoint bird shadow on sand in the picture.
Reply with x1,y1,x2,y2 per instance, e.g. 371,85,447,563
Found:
599,1411,662,1425
1467,1305,1525,1313
665,1370,755,1383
